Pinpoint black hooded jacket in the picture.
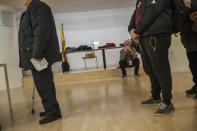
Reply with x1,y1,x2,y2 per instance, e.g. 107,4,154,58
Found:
128,0,173,36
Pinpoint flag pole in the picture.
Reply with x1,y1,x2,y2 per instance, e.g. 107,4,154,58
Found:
61,23,68,62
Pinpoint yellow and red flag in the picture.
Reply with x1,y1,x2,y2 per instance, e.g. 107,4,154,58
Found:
61,24,68,62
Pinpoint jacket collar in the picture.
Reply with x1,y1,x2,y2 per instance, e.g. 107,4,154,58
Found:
27,0,40,9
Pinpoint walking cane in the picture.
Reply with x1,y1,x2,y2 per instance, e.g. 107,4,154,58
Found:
31,84,36,114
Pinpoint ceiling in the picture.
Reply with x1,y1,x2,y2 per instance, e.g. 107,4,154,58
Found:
0,0,136,13
0,0,77,9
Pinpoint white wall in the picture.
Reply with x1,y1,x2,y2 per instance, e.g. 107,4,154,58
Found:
0,5,22,91
55,7,133,45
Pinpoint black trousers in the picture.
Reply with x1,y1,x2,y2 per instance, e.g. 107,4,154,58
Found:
187,51,197,89
31,66,60,115
119,58,140,75
139,35,172,105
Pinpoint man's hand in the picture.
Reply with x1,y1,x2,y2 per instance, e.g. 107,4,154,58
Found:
133,39,139,43
130,29,140,39
125,46,131,51
129,60,133,66
130,29,140,43
126,48,131,52
190,12,197,21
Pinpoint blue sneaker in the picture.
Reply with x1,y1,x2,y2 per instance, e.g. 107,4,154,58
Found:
135,74,140,77
122,74,127,78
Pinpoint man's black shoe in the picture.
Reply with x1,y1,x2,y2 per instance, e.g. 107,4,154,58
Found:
39,113,62,124
141,97,162,105
155,103,175,116
186,88,197,95
40,112,47,117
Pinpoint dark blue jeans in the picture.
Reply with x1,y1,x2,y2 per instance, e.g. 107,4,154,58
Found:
119,58,140,75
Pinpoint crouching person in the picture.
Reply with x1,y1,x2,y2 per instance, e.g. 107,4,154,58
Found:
119,39,140,78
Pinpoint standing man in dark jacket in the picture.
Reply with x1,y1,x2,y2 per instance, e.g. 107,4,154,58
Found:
128,0,174,115
180,0,197,97
19,0,62,124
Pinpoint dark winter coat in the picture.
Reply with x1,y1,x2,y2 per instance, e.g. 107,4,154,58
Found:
18,0,61,70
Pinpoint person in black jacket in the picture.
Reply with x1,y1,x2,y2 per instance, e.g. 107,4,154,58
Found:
128,0,174,115
180,0,197,97
19,0,61,124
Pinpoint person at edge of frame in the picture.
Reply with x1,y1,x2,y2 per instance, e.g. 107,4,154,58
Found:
180,0,197,98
